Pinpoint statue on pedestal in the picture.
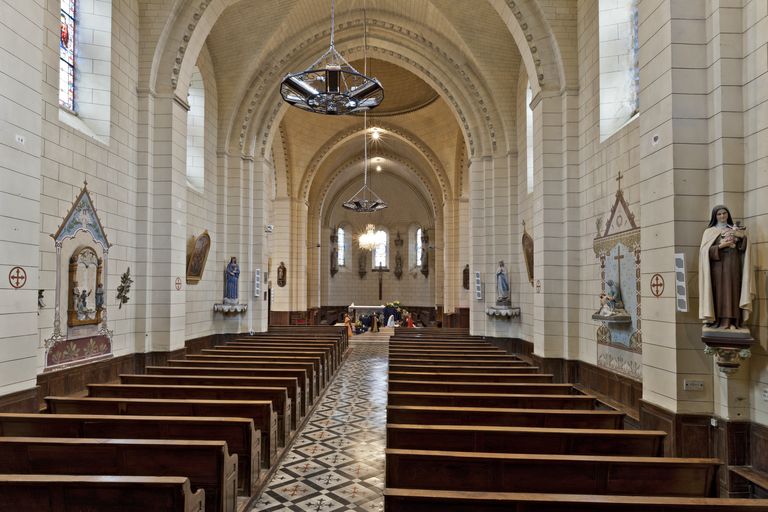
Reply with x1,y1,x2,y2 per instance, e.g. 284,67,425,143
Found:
224,257,240,304
699,205,754,330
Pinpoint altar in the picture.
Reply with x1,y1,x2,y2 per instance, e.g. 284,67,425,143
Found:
348,303,384,320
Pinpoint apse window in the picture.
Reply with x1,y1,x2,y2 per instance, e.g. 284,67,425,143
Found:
373,230,388,268
415,227,423,267
337,226,346,266
526,82,534,194
186,67,205,192
58,0,112,143
599,0,639,141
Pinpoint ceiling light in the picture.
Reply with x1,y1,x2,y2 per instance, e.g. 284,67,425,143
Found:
279,0,383,115
358,224,386,251
375,165,382,172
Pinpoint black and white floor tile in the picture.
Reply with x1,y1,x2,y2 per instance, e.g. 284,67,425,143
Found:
251,342,388,512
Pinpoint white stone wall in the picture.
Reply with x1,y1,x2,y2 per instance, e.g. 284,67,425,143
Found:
578,0,641,372
740,0,768,426
37,0,140,366
185,48,221,339
0,0,45,397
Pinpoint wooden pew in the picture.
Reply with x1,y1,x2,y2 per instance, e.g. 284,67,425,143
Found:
387,424,665,456
388,381,577,395
151,364,314,404
386,406,626,429
44,396,278,468
168,359,319,399
388,372,553,383
388,347,507,354
87,383,291,447
388,391,598,409
230,339,341,367
183,354,324,390
202,346,331,373
121,373,304,427
388,353,521,362
384,489,768,512
0,474,205,512
0,437,236,512
389,358,529,367
386,449,719,496
266,326,348,352
389,364,540,374
0,412,260,495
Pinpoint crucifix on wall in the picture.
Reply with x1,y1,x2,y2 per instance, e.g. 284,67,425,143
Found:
372,264,389,301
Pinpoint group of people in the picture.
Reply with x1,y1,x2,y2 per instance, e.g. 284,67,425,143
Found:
343,310,415,336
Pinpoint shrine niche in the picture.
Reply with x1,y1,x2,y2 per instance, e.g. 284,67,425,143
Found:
592,172,642,381
46,183,112,369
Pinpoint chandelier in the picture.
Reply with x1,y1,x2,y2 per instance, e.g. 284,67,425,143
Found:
342,111,387,212
358,224,385,251
280,0,384,115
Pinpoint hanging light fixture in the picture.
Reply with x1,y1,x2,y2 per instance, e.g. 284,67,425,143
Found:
358,223,386,251
342,6,387,213
280,0,384,115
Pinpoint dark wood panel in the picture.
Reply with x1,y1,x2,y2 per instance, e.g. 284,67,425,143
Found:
36,354,135,409
0,387,38,413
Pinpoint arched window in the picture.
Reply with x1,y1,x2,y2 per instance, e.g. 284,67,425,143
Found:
372,229,388,268
526,82,534,194
415,227,423,267
59,0,76,111
186,67,205,192
337,226,346,267
58,0,112,142
599,0,640,141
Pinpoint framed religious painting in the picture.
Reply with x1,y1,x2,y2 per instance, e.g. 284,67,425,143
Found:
186,230,211,284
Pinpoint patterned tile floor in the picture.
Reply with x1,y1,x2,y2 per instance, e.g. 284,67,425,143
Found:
250,341,388,512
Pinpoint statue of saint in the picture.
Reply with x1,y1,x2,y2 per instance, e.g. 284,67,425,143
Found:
95,283,104,310
224,257,240,303
496,261,510,305
699,205,754,329
77,289,91,319
277,261,287,287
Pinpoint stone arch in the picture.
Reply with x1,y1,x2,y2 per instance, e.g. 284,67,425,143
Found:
230,16,506,161
297,122,453,209
486,0,566,94
311,151,443,225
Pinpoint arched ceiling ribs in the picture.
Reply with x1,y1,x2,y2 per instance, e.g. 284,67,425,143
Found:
297,122,453,207
230,17,504,160
486,0,565,94
312,152,442,227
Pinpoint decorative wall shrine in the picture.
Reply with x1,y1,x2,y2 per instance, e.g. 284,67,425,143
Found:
592,174,642,381
46,184,113,369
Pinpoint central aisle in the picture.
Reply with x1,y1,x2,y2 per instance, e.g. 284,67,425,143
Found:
252,341,388,512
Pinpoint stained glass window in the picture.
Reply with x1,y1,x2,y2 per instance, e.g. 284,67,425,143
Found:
337,227,345,266
59,0,76,111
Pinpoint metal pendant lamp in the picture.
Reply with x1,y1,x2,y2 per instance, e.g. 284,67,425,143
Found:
280,0,384,115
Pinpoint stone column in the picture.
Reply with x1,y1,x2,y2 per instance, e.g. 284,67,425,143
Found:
531,91,566,359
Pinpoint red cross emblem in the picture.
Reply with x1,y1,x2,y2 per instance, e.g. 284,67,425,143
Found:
175,277,182,291
650,273,664,297
8,267,27,289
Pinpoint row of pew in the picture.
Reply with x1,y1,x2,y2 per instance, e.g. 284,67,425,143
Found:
383,329,768,511
0,326,348,512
